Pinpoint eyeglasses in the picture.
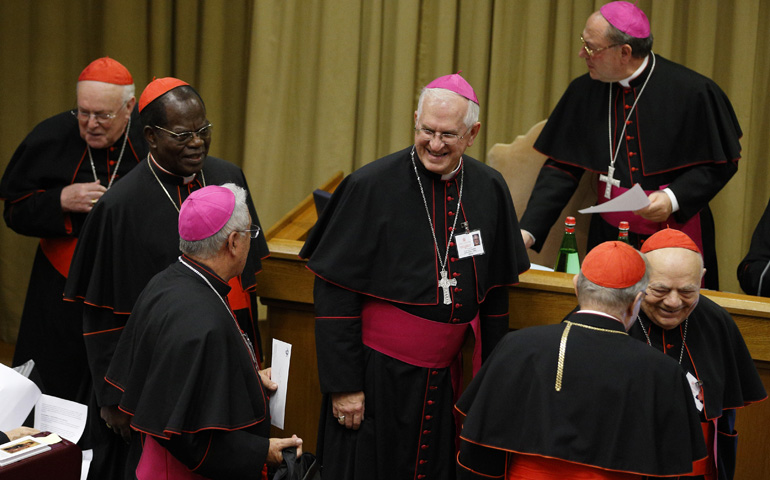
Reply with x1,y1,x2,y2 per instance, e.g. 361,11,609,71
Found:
153,123,213,143
71,100,128,125
241,224,261,239
580,36,620,57
414,127,465,146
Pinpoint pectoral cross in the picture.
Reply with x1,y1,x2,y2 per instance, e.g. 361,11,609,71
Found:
599,165,621,199
439,270,457,305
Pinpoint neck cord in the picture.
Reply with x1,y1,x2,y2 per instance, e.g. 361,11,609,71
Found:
146,155,206,213
607,53,656,172
178,256,258,369
637,314,688,365
410,146,464,282
88,115,131,189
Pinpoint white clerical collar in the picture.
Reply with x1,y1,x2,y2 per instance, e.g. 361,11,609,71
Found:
149,154,198,184
441,158,463,181
577,309,622,322
619,55,650,88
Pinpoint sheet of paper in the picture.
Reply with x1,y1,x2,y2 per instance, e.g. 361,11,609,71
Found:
269,339,292,430
578,184,650,214
0,363,41,430
34,394,87,444
81,449,93,480
528,263,554,272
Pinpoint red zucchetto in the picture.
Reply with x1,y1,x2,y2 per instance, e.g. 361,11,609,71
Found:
640,228,701,254
582,241,646,289
78,57,133,85
138,77,190,112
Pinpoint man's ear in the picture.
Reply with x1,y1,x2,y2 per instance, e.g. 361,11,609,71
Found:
144,125,157,149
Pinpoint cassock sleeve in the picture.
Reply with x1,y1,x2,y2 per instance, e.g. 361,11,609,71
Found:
313,277,365,394
83,304,129,407
666,161,738,224
737,197,770,297
0,432,9,444
2,186,73,238
519,159,585,252
159,429,269,479
479,286,509,361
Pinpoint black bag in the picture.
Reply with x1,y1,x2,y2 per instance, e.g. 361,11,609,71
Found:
272,447,321,480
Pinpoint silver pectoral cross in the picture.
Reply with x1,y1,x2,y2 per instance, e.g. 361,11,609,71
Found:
599,165,621,199
439,270,457,305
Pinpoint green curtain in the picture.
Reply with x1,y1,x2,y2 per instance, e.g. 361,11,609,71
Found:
1,0,768,345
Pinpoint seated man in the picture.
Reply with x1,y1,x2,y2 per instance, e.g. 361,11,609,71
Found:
631,228,767,479
105,184,301,479
737,197,770,297
457,241,707,479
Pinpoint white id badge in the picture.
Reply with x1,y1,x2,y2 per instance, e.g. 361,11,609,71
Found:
686,371,704,412
455,230,485,258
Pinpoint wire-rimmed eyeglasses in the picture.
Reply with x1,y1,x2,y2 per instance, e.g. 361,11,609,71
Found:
580,35,620,57
153,123,213,143
241,224,261,239
414,127,465,146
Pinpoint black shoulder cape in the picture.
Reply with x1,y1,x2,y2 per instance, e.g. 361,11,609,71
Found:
64,156,269,314
534,54,742,175
105,258,269,437
457,313,707,476
299,146,530,304
630,296,767,421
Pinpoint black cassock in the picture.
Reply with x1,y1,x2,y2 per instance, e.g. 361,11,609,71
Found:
630,297,767,480
63,156,269,480
0,109,146,404
106,258,271,479
300,147,529,480
521,54,742,290
457,313,708,479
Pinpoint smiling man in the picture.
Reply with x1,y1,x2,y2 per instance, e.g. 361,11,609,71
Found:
0,56,145,425
629,229,766,480
300,73,529,479
518,1,742,290
64,77,269,480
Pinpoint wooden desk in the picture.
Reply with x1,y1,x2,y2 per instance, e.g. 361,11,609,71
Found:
258,173,770,479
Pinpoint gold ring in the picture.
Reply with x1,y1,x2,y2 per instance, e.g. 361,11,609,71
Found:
91,198,98,204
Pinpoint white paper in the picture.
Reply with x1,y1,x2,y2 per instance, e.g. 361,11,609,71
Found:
81,449,93,480
0,363,41,430
33,394,87,443
578,184,651,214
528,263,554,272
269,339,292,429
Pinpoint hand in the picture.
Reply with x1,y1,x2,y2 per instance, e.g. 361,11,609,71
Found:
520,229,534,249
101,405,132,444
3,427,40,441
258,367,278,393
266,434,303,467
634,191,672,222
61,180,106,213
331,391,365,430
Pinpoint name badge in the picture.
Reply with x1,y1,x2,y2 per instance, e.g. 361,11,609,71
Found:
686,371,704,412
455,230,485,258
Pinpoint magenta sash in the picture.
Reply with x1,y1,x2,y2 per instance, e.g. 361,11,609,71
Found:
597,181,703,254
361,299,480,373
136,435,206,480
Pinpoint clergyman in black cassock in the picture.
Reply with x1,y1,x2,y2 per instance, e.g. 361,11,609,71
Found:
63,78,269,480
300,73,529,479
457,241,707,479
630,228,767,480
0,58,146,409
519,2,741,290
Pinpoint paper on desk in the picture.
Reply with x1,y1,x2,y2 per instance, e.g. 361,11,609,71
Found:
34,394,87,444
0,363,41,430
269,339,292,430
578,184,650,214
